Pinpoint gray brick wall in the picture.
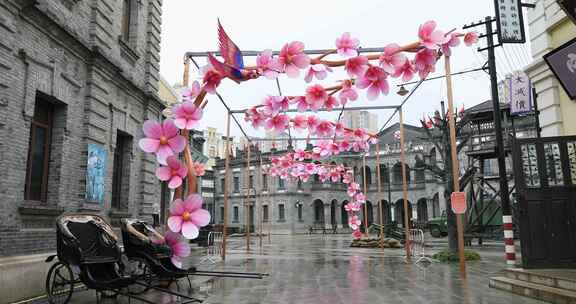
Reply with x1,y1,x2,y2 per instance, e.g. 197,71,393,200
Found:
0,0,164,257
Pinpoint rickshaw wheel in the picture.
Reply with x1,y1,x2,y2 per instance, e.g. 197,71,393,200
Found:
46,261,74,304
126,257,152,295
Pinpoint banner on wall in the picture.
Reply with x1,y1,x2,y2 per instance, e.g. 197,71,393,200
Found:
498,72,534,115
86,143,107,204
544,37,576,100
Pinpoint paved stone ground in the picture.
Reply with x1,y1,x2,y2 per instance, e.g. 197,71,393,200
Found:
29,235,545,304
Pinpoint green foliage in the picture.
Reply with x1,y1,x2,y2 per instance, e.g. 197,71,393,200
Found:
432,248,481,263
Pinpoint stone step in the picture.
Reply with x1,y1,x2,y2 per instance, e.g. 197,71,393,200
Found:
490,276,576,304
505,268,576,292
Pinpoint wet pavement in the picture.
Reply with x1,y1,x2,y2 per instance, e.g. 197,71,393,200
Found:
32,234,545,304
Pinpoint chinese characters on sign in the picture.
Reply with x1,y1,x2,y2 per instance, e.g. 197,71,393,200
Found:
494,0,526,43
510,72,532,115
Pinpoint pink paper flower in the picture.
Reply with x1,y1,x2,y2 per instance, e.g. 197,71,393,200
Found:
345,202,361,212
345,56,369,77
305,84,327,111
164,232,191,268
265,114,289,134
139,119,187,165
278,41,310,78
418,20,450,50
339,140,351,153
307,115,320,132
464,32,479,46
330,169,341,182
293,114,308,132
339,80,358,105
245,108,265,129
348,215,361,230
192,161,205,177
336,32,360,57
156,156,188,189
347,182,360,197
314,120,334,137
354,193,366,204
379,44,407,74
262,96,288,116
393,60,416,82
441,33,461,56
334,122,345,136
291,96,308,112
356,66,389,100
168,194,210,239
202,68,222,94
257,49,282,80
352,229,363,239
182,81,201,102
172,101,203,130
414,49,437,79
342,172,352,184
324,95,339,111
304,64,332,83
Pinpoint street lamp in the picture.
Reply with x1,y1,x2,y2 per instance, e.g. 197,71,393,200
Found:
397,85,409,96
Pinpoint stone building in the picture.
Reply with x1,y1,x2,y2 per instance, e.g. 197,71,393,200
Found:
0,0,163,301
213,123,445,235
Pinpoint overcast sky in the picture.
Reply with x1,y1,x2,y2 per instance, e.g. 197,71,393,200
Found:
159,1,532,139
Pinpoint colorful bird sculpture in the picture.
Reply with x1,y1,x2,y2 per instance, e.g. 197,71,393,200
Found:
207,20,259,83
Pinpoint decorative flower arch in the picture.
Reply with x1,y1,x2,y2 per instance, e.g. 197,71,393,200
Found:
138,20,478,265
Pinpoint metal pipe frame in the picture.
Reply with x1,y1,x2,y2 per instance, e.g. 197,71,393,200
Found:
185,47,388,59
229,105,399,114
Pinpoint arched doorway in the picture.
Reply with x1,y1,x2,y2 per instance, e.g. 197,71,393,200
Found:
365,201,374,227
341,200,349,228
395,199,413,227
416,198,428,225
393,162,411,185
330,199,337,226
380,200,391,225
313,199,324,224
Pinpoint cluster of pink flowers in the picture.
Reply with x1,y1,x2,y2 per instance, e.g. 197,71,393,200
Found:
265,153,366,239
137,85,212,267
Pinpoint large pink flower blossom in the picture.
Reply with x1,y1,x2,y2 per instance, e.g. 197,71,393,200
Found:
278,41,310,78
265,114,289,134
418,20,450,50
202,68,222,94
164,232,191,268
441,33,461,56
379,44,407,74
339,79,358,105
345,202,361,212
257,50,282,80
352,229,362,239
393,60,416,82
342,171,352,184
291,96,308,112
172,101,203,130
347,182,360,197
464,32,479,46
339,140,351,153
307,115,320,132
336,32,360,57
330,169,341,182
345,56,369,77
356,66,389,100
293,114,308,132
156,156,187,189
334,122,345,136
182,81,201,102
305,84,327,111
168,194,210,239
304,64,332,83
261,96,288,116
245,108,265,129
354,193,366,204
139,119,186,165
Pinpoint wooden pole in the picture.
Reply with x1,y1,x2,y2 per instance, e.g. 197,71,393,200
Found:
222,113,231,261
259,155,264,248
362,155,369,237
399,108,412,259
375,141,384,249
183,57,190,87
246,144,251,252
445,55,466,275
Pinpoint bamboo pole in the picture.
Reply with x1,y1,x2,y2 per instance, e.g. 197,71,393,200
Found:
183,57,190,87
445,55,466,275
259,155,264,248
399,108,412,259
362,155,369,237
246,144,251,252
376,142,384,249
222,113,231,261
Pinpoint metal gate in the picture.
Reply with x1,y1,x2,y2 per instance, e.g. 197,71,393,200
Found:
512,136,576,268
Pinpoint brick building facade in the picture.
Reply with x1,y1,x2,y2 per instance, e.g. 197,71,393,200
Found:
0,0,163,260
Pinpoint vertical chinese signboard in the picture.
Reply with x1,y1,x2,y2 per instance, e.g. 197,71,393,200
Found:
509,72,533,115
494,0,526,43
